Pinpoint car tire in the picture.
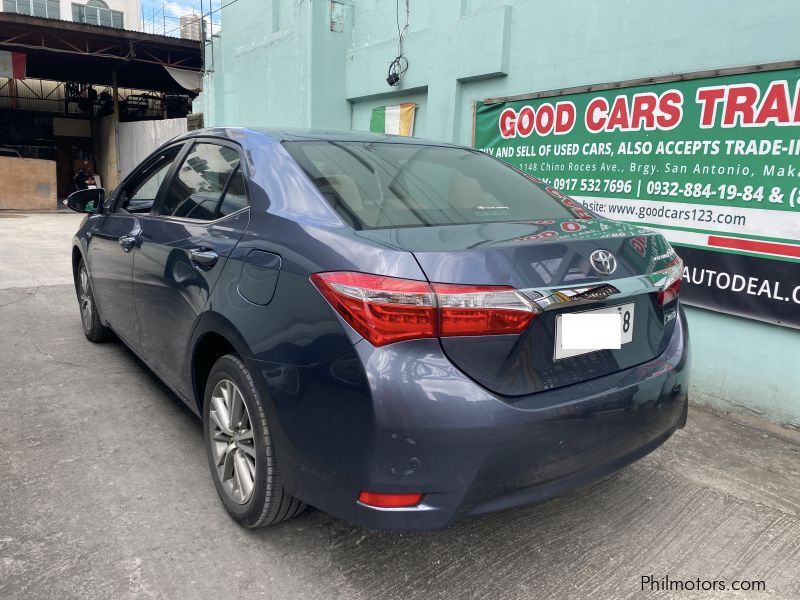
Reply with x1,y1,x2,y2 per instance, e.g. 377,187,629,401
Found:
75,259,113,343
203,354,306,528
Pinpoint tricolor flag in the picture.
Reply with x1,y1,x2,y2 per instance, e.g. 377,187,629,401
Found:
370,103,416,136
0,51,26,79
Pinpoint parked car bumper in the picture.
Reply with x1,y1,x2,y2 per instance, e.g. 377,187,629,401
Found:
252,306,689,531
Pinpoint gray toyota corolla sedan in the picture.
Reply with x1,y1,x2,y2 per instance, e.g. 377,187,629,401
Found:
66,128,689,530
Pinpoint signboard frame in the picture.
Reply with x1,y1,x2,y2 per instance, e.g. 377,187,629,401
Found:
471,60,800,329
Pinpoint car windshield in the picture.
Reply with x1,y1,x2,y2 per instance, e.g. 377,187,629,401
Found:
282,141,576,229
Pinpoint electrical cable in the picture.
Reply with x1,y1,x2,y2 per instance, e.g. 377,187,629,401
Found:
386,0,409,86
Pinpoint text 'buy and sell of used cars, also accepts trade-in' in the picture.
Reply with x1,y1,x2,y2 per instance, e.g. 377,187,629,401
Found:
65,128,689,530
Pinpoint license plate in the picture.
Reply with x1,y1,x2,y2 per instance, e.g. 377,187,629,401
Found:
554,303,635,360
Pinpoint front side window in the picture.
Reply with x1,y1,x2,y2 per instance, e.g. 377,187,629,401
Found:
119,147,181,214
282,141,578,230
159,143,245,221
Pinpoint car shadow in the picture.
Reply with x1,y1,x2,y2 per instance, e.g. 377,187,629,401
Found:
108,337,201,419
239,468,650,599
106,333,669,599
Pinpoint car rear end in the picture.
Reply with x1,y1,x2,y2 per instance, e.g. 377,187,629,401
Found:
273,137,689,530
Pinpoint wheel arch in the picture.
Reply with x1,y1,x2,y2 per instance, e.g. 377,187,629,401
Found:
189,312,254,415
189,311,298,507
71,244,84,281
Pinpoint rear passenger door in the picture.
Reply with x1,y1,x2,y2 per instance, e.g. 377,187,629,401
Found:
132,139,250,396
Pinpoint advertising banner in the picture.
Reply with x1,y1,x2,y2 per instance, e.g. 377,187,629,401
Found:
474,66,800,328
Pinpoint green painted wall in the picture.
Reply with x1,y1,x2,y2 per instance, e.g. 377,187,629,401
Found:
196,0,800,428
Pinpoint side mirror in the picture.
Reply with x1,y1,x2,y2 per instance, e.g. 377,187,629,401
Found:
66,188,105,214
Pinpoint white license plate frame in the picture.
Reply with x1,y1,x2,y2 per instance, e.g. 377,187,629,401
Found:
554,302,635,360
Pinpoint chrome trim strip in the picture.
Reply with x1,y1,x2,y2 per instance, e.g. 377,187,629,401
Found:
520,272,668,313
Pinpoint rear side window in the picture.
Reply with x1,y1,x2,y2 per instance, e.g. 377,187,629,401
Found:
159,142,247,220
217,167,248,218
282,141,576,229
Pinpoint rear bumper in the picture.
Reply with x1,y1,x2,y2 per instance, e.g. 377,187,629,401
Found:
254,306,690,531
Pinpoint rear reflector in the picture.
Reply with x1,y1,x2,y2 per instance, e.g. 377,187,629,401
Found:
311,272,537,346
357,491,423,508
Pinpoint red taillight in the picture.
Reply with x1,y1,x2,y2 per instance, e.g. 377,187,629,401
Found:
311,271,537,346
310,272,436,347
433,283,536,336
657,279,682,305
357,491,423,508
656,256,684,305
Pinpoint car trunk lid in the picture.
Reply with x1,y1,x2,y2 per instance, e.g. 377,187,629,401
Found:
358,218,682,396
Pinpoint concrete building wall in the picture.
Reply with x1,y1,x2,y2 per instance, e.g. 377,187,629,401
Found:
117,117,187,179
0,156,56,210
195,0,800,428
198,0,313,127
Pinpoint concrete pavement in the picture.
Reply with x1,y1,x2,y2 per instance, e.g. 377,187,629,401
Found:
1,213,799,599
0,212,85,289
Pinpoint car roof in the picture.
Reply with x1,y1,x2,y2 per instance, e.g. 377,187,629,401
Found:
179,126,463,148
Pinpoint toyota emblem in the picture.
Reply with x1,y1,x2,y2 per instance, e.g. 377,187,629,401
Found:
590,249,618,276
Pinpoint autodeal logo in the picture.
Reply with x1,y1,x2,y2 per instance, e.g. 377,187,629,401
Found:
682,266,800,305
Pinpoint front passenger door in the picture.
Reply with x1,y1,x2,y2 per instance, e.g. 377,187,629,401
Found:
88,145,182,347
133,140,250,396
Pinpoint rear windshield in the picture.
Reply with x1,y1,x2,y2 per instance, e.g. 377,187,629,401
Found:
283,141,576,229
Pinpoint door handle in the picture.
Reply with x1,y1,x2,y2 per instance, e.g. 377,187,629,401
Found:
119,234,137,252
190,248,219,269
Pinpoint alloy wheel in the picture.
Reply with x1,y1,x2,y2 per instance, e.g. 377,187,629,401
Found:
209,378,257,504
79,266,92,330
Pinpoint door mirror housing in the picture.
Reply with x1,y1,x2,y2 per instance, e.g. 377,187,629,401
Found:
66,188,105,214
